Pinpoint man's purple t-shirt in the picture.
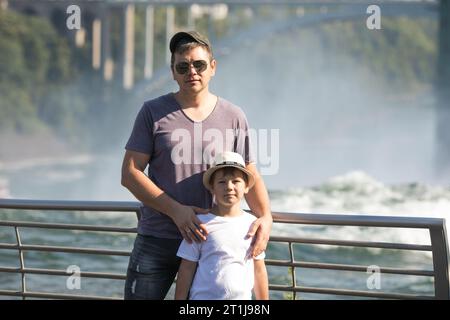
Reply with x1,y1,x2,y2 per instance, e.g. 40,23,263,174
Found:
125,93,254,239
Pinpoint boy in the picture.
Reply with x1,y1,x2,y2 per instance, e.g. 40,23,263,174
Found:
175,152,269,300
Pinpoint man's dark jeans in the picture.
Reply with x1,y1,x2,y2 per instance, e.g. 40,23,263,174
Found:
124,234,182,300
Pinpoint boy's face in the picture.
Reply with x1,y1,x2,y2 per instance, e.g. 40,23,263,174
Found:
211,169,249,208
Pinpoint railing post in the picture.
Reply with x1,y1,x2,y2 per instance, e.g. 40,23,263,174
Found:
429,222,450,299
14,227,26,300
289,242,296,300
135,208,141,221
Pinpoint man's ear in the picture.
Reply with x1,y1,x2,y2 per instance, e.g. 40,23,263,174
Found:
244,186,250,194
210,59,216,76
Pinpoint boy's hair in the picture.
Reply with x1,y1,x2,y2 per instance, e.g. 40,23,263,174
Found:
209,167,249,188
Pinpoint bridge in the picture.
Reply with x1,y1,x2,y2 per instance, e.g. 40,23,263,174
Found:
4,0,446,90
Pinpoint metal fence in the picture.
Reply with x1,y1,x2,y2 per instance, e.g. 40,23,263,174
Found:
0,198,449,300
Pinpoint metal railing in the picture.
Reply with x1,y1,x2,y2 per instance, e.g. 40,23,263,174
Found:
0,198,449,300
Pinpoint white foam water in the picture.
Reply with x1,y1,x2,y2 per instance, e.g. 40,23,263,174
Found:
269,171,450,248
1,169,448,299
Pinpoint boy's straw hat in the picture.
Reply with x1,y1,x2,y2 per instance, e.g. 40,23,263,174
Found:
203,152,255,190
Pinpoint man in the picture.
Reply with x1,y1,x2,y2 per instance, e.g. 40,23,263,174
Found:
121,30,272,300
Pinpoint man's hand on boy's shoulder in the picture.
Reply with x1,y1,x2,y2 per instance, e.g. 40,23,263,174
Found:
247,215,273,257
172,205,210,243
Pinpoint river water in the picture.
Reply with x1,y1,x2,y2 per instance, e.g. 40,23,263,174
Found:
1,156,449,299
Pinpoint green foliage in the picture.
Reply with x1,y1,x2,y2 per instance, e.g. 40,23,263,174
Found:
0,83,39,133
0,9,73,133
318,17,437,91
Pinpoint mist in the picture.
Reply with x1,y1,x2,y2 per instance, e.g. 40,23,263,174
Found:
211,26,438,189
0,8,445,202
94,20,440,198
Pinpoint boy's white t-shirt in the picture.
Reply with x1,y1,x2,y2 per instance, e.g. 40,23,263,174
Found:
176,211,265,300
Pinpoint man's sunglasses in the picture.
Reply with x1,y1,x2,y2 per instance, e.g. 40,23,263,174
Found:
175,60,208,75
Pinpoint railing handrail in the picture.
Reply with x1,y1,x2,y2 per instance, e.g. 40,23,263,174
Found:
0,198,140,212
0,198,449,300
0,198,444,228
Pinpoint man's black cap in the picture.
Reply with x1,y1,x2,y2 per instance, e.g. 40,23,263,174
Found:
169,31,212,54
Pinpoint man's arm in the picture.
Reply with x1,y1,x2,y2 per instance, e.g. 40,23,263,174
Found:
175,259,198,300
245,162,272,256
121,150,208,242
253,259,269,300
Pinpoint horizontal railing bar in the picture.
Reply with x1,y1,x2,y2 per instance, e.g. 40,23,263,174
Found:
3,286,427,301
0,220,137,233
269,236,432,251
0,243,19,250
0,267,126,280
0,286,431,301
1,285,433,300
271,211,445,229
0,243,131,256
0,221,432,250
0,221,432,251
0,290,120,300
0,199,140,212
265,259,434,276
0,258,433,280
269,285,434,300
1,199,444,229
